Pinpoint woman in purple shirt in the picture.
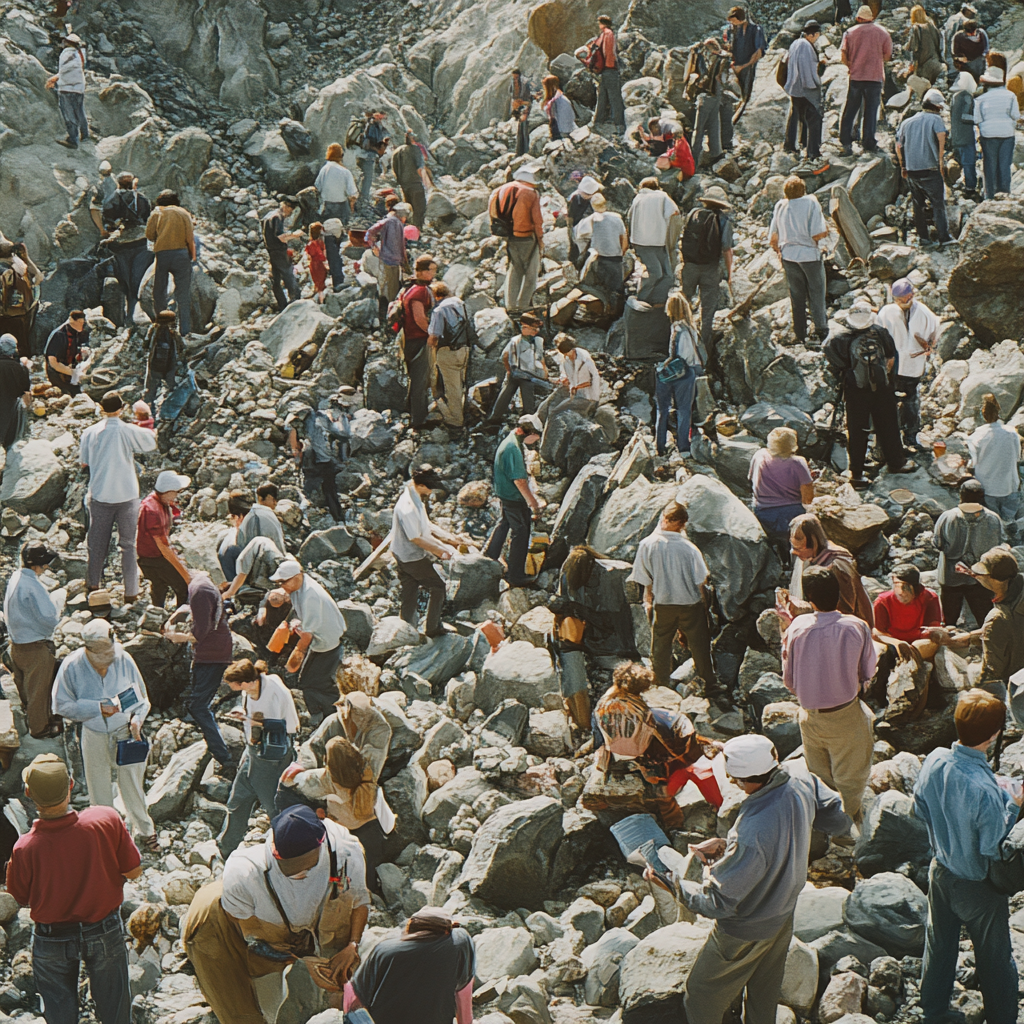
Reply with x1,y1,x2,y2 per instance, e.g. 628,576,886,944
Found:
748,427,815,540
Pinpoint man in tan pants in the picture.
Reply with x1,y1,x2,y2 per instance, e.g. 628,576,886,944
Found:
427,281,472,430
783,566,877,825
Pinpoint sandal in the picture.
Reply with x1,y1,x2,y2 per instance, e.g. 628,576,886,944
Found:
140,834,160,854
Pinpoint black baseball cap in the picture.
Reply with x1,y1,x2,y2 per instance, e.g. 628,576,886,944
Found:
22,544,57,568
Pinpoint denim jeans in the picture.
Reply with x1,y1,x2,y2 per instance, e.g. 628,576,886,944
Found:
189,662,233,767
324,233,344,290
217,543,242,582
839,79,883,150
594,67,625,130
33,911,131,1024
144,357,177,415
907,168,951,244
57,90,89,146
320,200,350,225
785,97,822,157
920,860,1017,1024
691,91,734,165
981,135,1014,199
218,744,293,857
957,143,978,191
110,241,153,320
655,366,697,455
484,498,533,583
984,491,1019,523
755,503,805,541
357,153,376,203
153,248,193,336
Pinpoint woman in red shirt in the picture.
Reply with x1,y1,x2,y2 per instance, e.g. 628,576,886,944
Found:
305,222,328,303
872,564,947,661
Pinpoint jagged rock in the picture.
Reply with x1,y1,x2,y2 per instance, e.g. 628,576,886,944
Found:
854,790,931,877
510,606,555,647
366,617,422,658
364,358,408,412
548,455,614,566
868,751,921,795
846,155,899,223
458,795,565,909
830,184,872,263
843,872,927,958
781,936,819,1016
481,700,530,747
260,300,336,365
794,886,849,943
867,244,914,282
317,328,368,386
146,741,206,821
0,441,66,514
809,930,888,984
393,633,473,686
474,927,539,984
448,552,503,609
956,339,1024,423
618,922,709,1017
819,971,868,1023
524,709,571,758
540,410,612,479
587,475,678,562
120,634,192,710
738,402,818,451
298,527,355,565
815,500,890,554
582,928,639,1006
475,641,561,715
761,702,802,759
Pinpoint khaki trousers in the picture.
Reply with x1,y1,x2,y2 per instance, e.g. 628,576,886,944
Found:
10,640,57,737
651,601,715,689
798,698,873,823
434,345,470,427
81,724,156,838
684,918,794,1024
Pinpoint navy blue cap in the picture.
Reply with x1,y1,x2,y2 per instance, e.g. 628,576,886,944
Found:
271,805,326,860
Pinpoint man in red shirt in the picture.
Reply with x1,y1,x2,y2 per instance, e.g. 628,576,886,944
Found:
838,5,893,155
400,255,437,428
137,469,191,608
7,754,142,1024
592,15,626,133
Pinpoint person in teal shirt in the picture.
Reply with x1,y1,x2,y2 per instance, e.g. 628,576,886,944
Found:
484,414,543,585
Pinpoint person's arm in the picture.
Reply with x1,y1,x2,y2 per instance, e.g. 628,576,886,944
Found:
643,583,655,616
411,297,430,333
186,220,197,261
674,837,766,921
936,129,946,168
859,625,880,684
840,36,850,67
48,354,74,376
154,535,190,583
620,228,628,255
979,615,1011,686
20,248,43,285
327,903,369,985
52,664,104,722
287,426,302,463
723,247,734,282
800,482,815,504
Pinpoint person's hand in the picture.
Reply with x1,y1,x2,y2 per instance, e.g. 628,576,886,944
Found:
327,943,360,986
642,865,674,892
643,599,653,618
689,837,726,863
100,701,118,718
428,337,438,349
255,606,267,627
926,627,951,645
895,640,916,662
371,246,380,257
438,549,451,561
45,75,57,90
225,708,246,721
130,719,142,741
954,562,975,577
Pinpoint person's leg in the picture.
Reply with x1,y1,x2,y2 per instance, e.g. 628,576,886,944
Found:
923,169,951,242
919,861,965,1021
691,93,711,165
839,80,863,148
324,234,344,290
111,498,140,598
782,259,809,341
517,116,530,156
189,662,234,767
128,247,153,319
676,600,717,690
650,604,683,686
797,709,838,792
871,389,908,471
738,65,755,103
675,370,698,454
32,930,82,1024
718,93,734,152
680,260,700,310
520,241,541,313
939,585,965,627
488,373,520,423
217,749,260,857
81,725,116,808
997,136,1014,196
81,914,132,1024
635,245,659,304
980,136,998,200
268,258,287,311
815,700,873,823
504,500,534,583
607,68,626,130
10,641,57,738
504,238,526,313
395,557,447,635
803,259,828,337
697,264,720,352
705,95,723,161
785,100,801,153
395,557,424,627
860,81,882,150
115,748,156,839
651,246,673,305
954,875,1018,1022
845,388,870,477
684,923,775,1024
804,99,824,158
654,379,672,455
895,375,922,447
297,646,341,720
483,502,512,562
351,819,386,895
594,70,610,126
405,341,430,427
519,378,537,415
138,556,168,607
741,918,794,1024
435,346,469,427
957,143,978,191
168,250,192,336
86,498,117,589
907,174,932,242
358,155,375,204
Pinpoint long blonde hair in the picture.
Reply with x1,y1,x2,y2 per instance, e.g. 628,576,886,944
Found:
909,5,930,25
666,291,695,329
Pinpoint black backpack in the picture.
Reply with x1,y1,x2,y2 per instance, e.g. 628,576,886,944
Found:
439,304,478,351
150,325,174,374
680,208,723,265
849,328,889,392
490,186,518,238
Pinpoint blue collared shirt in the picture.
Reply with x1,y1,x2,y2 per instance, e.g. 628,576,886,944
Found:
913,742,1018,880
3,569,60,644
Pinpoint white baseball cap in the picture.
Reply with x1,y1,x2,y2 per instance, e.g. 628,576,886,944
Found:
154,470,190,493
513,165,539,184
82,619,112,643
923,88,946,108
723,735,778,779
269,559,303,582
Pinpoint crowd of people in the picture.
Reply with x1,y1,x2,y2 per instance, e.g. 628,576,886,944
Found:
1,3,1024,1024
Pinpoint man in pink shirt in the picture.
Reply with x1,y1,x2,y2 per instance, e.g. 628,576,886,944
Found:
839,4,893,155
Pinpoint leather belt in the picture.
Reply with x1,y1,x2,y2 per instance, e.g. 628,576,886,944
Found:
816,697,858,715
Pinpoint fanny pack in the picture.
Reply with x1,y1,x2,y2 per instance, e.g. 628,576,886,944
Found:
657,356,690,383
116,739,149,766
259,719,290,760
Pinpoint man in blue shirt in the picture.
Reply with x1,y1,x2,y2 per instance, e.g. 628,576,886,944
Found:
913,688,1020,1023
483,414,543,587
725,6,766,106
895,90,953,249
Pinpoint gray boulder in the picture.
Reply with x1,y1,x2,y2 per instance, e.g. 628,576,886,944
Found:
392,633,473,686
349,409,395,454
854,790,931,877
582,928,640,1007
618,922,708,1018
0,441,67,514
337,601,375,650
794,886,849,943
748,672,794,725
146,741,206,821
421,768,494,831
475,641,561,715
809,929,887,987
846,155,900,222
540,410,612,479
548,455,614,566
843,873,927,958
364,359,408,412
587,475,678,562
711,434,763,499
457,796,565,910
448,552,503,610
316,328,368,386
738,402,818,450
260,300,335,364
676,474,773,621
366,617,422,658
761,702,802,758
481,699,530,747
473,927,539,985
298,527,355,565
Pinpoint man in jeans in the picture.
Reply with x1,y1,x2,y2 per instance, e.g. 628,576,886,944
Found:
6,754,142,1024
630,501,718,697
913,689,1020,1024
591,15,626,133
895,90,953,248
3,544,63,739
484,415,543,586
262,196,304,311
80,390,157,603
136,470,191,609
145,190,195,337
357,110,390,210
46,34,89,149
628,178,680,307
838,5,892,155
164,573,236,775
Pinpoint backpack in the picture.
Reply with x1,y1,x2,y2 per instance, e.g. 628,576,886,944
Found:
490,185,518,238
585,36,607,73
386,294,405,336
849,328,890,391
150,325,174,374
439,304,476,351
776,51,789,88
0,268,33,318
680,208,723,265
345,115,367,150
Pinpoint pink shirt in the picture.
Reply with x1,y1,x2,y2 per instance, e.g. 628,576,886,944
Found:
841,22,892,82
783,611,878,709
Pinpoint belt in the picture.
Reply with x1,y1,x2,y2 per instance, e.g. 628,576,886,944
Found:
36,910,120,937
816,696,858,715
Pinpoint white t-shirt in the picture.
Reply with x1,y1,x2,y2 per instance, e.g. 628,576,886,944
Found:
220,820,369,933
291,575,346,652
628,529,708,606
628,189,679,247
80,417,157,503
502,334,545,376
561,347,601,402
769,195,828,263
238,673,300,743
391,482,434,563
875,301,940,381
968,421,1022,499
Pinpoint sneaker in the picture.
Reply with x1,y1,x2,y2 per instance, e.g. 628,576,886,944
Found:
56,138,78,149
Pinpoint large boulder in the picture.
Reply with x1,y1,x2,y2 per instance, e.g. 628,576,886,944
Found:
956,339,1024,422
617,923,709,1020
794,886,849,943
457,796,565,910
676,474,773,621
260,300,336,365
846,155,900,223
781,936,819,1016
96,120,213,197
473,927,539,985
815,499,890,554
540,411,612,479
843,872,928,958
447,552,503,610
392,633,474,686
854,790,932,878
0,441,66,514
243,129,315,193
581,928,640,1007
475,641,561,715
947,196,1024,346
587,475,677,562
547,455,614,566
738,402,818,451
145,740,206,821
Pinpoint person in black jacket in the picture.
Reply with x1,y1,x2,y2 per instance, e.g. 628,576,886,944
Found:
101,173,154,324
824,300,918,489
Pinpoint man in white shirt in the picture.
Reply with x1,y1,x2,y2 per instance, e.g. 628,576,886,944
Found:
628,500,718,695
575,193,628,313
875,278,940,453
80,390,157,603
538,333,602,420
265,560,346,723
238,483,287,554
628,178,680,306
3,543,64,738
314,143,358,223
968,394,1023,525
223,535,287,601
487,311,549,423
390,465,455,638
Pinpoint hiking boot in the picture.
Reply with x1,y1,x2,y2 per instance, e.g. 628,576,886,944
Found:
56,138,78,149
891,460,919,474
840,145,853,157
850,475,871,490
